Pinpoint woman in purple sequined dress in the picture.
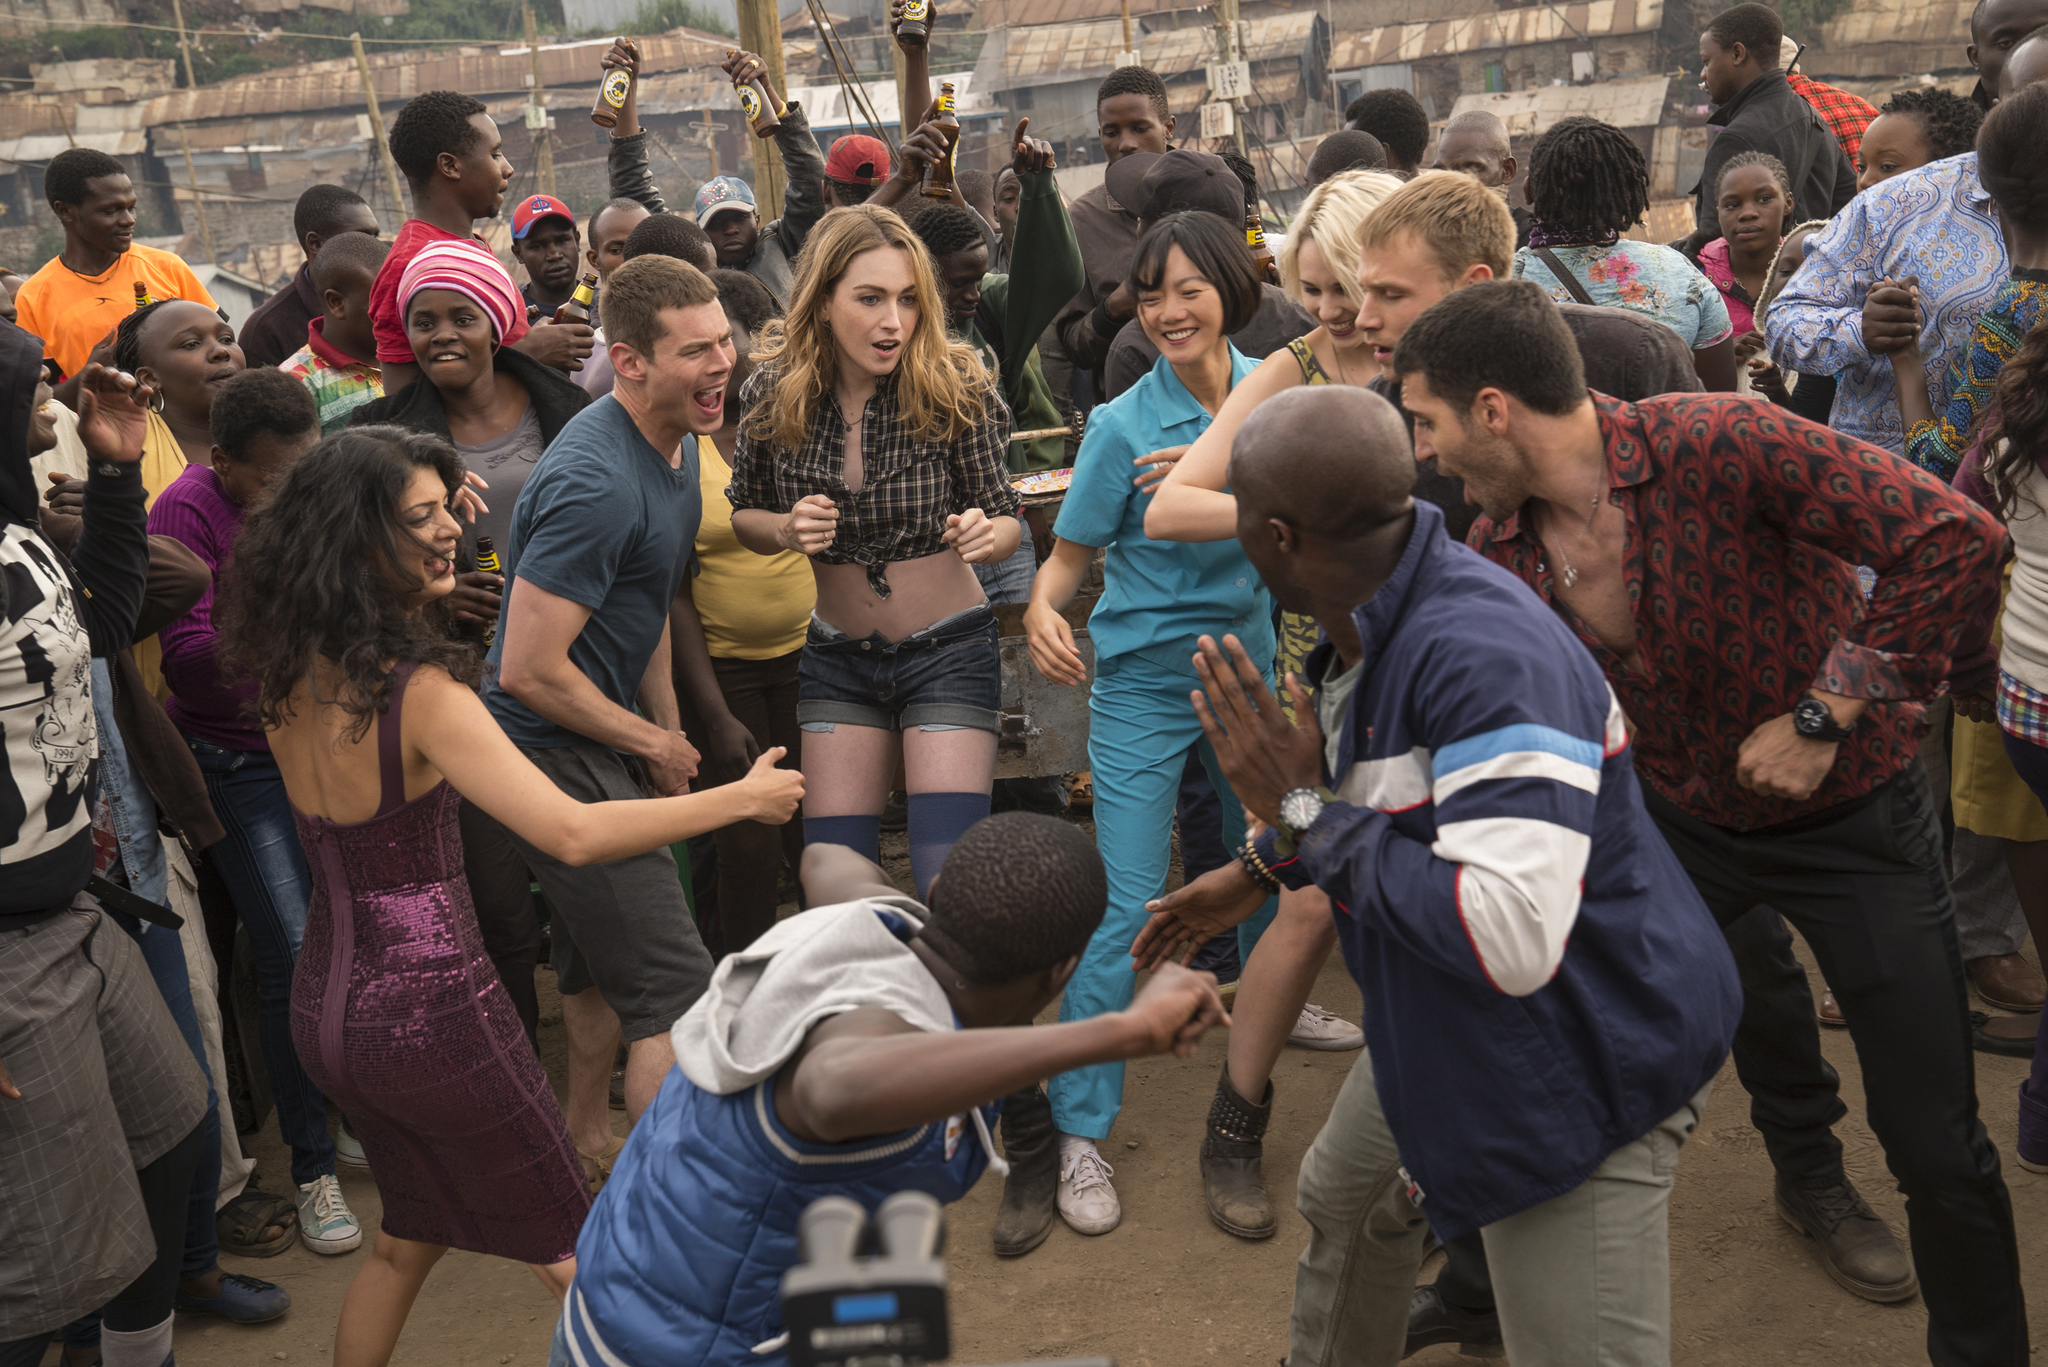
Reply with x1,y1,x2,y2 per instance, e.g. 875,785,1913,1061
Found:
218,426,805,1367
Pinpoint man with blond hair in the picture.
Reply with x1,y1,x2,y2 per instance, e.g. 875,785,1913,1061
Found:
1348,172,1700,539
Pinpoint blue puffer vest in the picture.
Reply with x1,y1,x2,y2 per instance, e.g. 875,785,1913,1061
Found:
561,1049,998,1366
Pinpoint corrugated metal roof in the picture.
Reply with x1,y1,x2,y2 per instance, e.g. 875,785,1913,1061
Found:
979,0,1183,32
0,130,147,163
1446,74,1671,134
1327,0,1663,68
975,9,1317,92
1808,0,1976,77
137,28,730,123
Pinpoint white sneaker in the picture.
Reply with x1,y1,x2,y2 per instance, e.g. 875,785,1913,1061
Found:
295,1175,364,1255
1057,1140,1121,1235
335,1122,370,1169
1289,1003,1365,1051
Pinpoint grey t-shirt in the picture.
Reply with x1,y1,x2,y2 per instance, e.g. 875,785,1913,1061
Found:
1316,652,1364,777
456,404,544,557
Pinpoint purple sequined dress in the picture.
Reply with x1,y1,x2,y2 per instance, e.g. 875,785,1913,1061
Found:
288,663,590,1262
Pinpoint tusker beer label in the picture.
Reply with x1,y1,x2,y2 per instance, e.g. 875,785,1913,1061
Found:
599,68,630,110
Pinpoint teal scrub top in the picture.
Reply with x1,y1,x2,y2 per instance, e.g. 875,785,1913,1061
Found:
1053,346,1276,673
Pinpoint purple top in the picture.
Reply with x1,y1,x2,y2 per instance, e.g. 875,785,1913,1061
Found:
149,463,265,751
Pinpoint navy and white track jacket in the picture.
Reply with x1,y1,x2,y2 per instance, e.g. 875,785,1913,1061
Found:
1255,501,1741,1241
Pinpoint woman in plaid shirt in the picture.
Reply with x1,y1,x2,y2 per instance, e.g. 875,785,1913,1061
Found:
726,204,1020,901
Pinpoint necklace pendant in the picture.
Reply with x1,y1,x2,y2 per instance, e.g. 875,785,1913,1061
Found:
1561,565,1579,589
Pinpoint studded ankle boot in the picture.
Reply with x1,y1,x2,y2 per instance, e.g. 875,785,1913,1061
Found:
1201,1065,1276,1239
991,1083,1060,1256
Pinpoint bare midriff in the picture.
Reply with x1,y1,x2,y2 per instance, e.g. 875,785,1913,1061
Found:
812,549,988,641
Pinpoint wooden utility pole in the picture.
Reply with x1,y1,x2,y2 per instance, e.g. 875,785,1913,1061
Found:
694,109,727,178
168,0,198,89
1119,0,1135,63
351,32,409,219
734,0,788,212
1214,0,1248,157
173,124,213,264
523,6,557,197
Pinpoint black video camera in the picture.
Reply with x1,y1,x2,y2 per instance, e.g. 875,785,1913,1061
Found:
781,1193,1111,1367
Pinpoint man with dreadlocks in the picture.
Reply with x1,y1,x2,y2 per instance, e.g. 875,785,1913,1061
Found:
1512,116,1738,391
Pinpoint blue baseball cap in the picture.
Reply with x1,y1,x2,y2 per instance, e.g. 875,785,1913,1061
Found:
693,176,758,227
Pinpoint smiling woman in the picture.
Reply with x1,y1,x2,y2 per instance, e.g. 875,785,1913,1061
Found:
727,203,1019,902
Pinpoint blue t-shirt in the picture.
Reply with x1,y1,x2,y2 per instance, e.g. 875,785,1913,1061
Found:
1052,346,1274,673
483,397,701,749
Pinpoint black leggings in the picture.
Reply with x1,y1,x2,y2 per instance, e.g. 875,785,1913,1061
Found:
0,1117,208,1367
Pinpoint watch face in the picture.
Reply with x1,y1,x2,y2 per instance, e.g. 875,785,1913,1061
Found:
1793,699,1833,737
1281,790,1323,832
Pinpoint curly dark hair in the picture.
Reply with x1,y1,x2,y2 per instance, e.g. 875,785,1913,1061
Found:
1704,3,1782,63
293,184,370,247
1526,116,1649,236
1715,149,1791,199
712,268,779,336
907,202,987,261
1308,130,1388,184
1097,65,1169,121
827,177,881,206
1879,86,1985,161
622,212,716,272
387,91,488,186
210,368,317,460
922,814,1105,984
1218,149,1260,214
1343,89,1429,169
46,148,127,208
218,425,481,740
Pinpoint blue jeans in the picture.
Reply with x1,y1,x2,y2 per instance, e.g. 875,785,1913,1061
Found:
1048,652,1277,1140
187,739,335,1185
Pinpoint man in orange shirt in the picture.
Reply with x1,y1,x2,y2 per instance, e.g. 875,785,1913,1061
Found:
16,149,216,382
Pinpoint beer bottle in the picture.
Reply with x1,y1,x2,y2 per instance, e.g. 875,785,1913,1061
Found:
474,536,502,650
554,272,598,326
921,82,961,200
729,52,782,138
898,0,929,46
133,280,153,309
1244,202,1277,284
592,60,632,128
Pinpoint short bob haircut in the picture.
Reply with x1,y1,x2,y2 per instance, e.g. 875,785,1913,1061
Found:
1127,210,1262,337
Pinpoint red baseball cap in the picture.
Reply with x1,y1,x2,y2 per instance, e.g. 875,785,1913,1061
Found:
511,194,577,239
825,135,891,186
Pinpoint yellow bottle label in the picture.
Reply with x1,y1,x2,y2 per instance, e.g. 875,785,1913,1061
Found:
572,283,595,308
600,68,630,110
902,0,927,19
738,84,761,119
476,550,500,574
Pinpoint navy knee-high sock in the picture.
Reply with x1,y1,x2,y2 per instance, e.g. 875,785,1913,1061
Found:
908,791,992,900
805,814,881,866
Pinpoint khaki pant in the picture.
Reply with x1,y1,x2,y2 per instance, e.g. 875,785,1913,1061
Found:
1289,1050,1712,1367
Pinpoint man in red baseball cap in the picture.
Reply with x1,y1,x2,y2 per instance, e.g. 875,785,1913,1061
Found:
509,193,581,317
822,134,892,207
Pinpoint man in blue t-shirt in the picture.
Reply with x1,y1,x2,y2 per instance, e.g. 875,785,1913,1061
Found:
474,256,737,1171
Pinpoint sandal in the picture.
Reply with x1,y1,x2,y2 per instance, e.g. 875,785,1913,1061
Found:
1067,772,1094,812
215,1184,299,1258
579,1134,626,1195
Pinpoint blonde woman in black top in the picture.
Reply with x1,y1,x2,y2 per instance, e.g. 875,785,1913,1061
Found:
728,204,1019,897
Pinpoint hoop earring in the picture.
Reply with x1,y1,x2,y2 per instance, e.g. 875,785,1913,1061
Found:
148,389,166,415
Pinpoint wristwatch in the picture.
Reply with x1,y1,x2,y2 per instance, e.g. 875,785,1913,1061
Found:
1278,787,1329,844
1792,696,1856,743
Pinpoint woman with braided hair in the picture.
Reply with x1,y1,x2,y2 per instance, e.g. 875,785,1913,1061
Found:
1950,82,2048,1155
1511,116,1737,390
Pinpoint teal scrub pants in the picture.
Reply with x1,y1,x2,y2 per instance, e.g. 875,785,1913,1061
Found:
1048,651,1278,1140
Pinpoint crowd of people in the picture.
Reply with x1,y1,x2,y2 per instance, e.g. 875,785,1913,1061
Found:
6,1,2048,1363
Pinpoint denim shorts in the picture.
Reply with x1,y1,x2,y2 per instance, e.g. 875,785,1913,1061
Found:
797,603,1002,734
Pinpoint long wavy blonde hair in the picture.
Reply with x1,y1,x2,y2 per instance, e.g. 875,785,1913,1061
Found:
1279,170,1404,308
746,204,992,452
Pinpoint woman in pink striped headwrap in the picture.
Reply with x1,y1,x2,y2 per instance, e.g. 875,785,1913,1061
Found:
346,234,590,1047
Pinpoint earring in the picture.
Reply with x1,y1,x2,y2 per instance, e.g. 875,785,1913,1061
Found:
148,389,166,415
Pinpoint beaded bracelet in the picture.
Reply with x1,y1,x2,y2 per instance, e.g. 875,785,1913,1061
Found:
1239,836,1282,895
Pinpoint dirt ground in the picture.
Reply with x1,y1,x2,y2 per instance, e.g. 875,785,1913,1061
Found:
149,843,2046,1367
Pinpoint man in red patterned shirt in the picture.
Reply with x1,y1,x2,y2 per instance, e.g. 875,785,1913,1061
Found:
1393,281,2021,1365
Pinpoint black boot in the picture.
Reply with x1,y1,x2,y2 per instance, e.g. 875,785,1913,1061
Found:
1202,1065,1276,1239
991,1084,1059,1256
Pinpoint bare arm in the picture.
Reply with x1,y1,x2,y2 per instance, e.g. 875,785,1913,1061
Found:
779,964,1227,1143
409,666,801,865
498,575,701,790
1692,336,1738,393
1022,536,1093,686
670,582,760,777
1894,340,1935,431
1144,348,1303,542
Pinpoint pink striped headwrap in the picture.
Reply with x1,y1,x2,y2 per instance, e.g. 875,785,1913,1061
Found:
398,239,524,346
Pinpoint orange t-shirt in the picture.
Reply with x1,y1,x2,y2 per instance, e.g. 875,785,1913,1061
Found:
15,243,217,379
